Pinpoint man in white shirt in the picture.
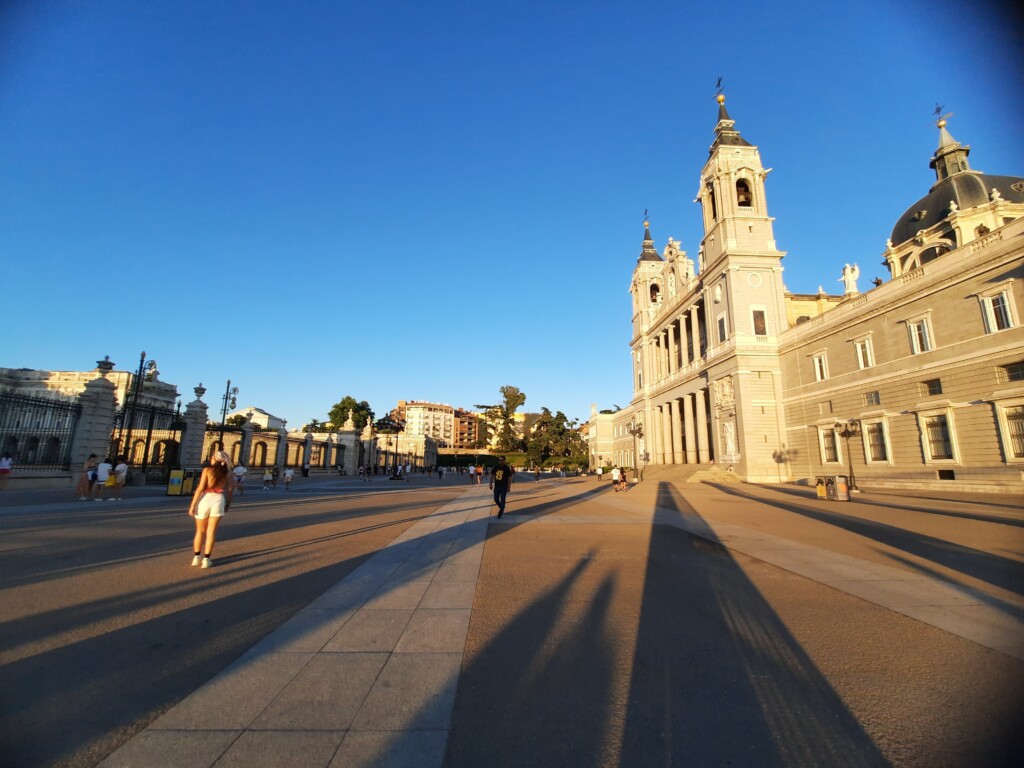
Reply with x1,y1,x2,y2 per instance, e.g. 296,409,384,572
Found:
232,464,247,495
93,457,113,500
610,466,621,492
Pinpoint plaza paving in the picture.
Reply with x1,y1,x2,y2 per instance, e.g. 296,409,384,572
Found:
2,472,1022,766
82,473,1024,768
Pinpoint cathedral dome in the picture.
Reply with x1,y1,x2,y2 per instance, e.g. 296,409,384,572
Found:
890,121,1024,246
890,171,1024,246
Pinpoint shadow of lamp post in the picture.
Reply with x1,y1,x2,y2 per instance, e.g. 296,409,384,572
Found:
834,419,861,491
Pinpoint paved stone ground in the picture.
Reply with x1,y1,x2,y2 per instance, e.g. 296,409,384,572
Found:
93,476,1024,767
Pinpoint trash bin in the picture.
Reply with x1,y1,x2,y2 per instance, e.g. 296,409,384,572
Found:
825,476,837,500
833,474,850,501
180,468,200,496
167,469,185,496
815,477,827,500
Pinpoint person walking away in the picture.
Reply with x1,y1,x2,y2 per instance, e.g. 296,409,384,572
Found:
596,466,603,482
489,455,515,519
468,464,476,484
619,468,629,491
232,463,247,496
0,452,13,490
93,457,114,500
271,465,280,488
405,461,412,481
610,465,621,492
283,466,294,490
112,456,129,500
188,450,233,569
262,467,273,490
302,461,310,477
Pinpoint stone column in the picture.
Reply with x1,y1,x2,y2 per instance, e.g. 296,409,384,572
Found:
323,436,335,470
656,404,669,464
649,406,662,466
669,398,684,464
690,305,702,361
275,428,289,467
683,393,697,464
303,433,313,469
70,364,118,472
695,388,710,463
241,421,254,467
179,386,210,468
668,323,678,375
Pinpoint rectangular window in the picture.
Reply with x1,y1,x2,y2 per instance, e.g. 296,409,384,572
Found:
909,319,931,354
982,292,1014,332
752,309,767,336
1007,406,1024,459
864,391,881,406
821,428,838,463
855,338,874,369
866,422,888,461
999,361,1024,383
921,379,943,396
717,317,728,343
813,353,829,382
925,415,954,460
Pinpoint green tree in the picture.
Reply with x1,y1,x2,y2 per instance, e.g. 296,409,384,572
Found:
225,414,248,427
302,418,324,432
475,385,527,453
328,396,375,430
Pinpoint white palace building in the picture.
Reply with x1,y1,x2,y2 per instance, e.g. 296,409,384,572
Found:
588,95,1024,492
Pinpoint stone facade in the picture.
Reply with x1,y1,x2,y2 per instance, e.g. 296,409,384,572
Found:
591,97,1024,492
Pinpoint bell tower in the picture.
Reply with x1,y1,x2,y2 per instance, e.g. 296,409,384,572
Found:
692,94,789,482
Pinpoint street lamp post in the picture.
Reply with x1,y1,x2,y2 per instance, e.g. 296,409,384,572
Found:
834,419,861,491
118,351,156,465
626,418,644,482
219,380,239,454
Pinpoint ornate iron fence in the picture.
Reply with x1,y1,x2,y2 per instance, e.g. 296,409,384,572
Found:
110,404,184,483
0,393,81,471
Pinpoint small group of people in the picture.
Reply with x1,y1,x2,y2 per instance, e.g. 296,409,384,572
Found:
232,464,295,493
75,454,129,500
467,464,485,484
608,465,630,492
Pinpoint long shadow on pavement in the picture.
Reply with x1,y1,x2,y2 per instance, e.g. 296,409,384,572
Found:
712,483,1024,597
763,484,1024,528
618,483,887,766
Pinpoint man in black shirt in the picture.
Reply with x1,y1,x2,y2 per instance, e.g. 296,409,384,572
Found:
489,456,514,518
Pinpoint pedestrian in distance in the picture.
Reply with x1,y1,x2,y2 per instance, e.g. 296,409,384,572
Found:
112,456,128,500
283,466,294,490
618,468,629,492
232,463,247,496
271,465,280,488
489,455,515,519
0,452,13,490
187,450,233,569
610,465,621,492
262,467,273,490
76,454,98,500
468,464,476,484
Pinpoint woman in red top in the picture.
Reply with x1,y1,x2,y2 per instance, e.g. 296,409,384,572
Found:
188,451,234,569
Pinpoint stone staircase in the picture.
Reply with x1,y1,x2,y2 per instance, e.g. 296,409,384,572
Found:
639,464,743,485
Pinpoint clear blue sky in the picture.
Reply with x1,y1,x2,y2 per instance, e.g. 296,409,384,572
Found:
3,0,1022,426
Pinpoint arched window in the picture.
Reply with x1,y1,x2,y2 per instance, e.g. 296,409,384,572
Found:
706,182,717,220
736,179,752,207
650,283,661,304
253,441,267,466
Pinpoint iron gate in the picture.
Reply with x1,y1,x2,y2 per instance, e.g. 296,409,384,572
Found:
0,393,81,471
111,404,185,483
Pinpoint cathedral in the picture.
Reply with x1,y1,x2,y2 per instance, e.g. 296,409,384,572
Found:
589,95,1024,492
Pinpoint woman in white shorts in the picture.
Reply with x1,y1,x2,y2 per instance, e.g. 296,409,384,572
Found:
188,451,234,569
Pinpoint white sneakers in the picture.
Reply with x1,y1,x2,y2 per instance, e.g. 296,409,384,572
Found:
191,555,202,566
201,557,212,569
